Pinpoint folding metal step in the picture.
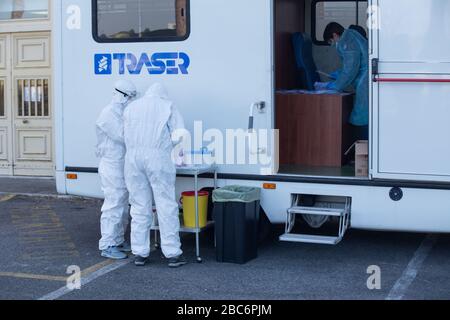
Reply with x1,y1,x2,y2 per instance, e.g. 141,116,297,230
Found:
279,233,342,245
288,206,345,217
279,195,351,245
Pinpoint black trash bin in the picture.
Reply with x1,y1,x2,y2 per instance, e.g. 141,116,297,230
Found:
213,186,261,264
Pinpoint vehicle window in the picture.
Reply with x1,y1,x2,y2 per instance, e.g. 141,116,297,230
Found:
93,0,189,42
313,0,368,45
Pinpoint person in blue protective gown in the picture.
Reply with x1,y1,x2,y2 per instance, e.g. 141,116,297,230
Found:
323,22,369,141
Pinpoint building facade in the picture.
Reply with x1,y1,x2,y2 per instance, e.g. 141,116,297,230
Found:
0,0,53,176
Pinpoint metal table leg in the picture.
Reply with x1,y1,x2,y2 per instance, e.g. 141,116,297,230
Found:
214,170,217,189
195,174,202,263
213,170,217,248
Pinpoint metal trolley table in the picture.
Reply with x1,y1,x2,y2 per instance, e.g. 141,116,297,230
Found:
151,164,217,263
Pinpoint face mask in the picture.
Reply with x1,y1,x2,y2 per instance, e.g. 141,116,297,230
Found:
329,34,340,48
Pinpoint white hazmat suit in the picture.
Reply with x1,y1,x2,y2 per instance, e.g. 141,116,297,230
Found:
97,81,136,252
124,83,185,259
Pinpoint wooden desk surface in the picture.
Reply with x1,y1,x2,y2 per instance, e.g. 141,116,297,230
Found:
276,92,354,167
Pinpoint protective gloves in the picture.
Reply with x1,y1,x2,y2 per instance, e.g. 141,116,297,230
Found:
314,82,331,91
329,70,341,80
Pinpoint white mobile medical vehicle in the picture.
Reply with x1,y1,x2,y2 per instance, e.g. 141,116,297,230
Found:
54,0,450,244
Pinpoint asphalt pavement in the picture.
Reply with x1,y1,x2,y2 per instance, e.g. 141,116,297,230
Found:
1,177,450,300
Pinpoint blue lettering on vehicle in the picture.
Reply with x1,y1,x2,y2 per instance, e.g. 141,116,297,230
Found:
94,52,190,75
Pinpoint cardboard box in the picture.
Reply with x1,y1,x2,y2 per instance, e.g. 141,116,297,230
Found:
355,140,369,177
345,140,369,177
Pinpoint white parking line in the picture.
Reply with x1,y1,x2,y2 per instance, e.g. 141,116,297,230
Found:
38,259,130,300
386,234,438,300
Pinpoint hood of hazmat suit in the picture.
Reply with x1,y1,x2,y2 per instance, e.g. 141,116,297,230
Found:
96,80,137,159
123,83,185,163
112,79,137,105
328,29,369,126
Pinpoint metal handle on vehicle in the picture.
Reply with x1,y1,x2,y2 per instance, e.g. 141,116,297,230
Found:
371,58,379,82
248,101,266,131
374,78,450,83
372,60,450,83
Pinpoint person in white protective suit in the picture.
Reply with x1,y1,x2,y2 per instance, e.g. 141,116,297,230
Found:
96,80,137,260
124,83,187,267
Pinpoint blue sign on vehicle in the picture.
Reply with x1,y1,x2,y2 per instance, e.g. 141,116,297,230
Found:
94,54,112,75
94,52,190,75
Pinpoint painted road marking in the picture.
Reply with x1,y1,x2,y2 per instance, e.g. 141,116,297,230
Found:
386,234,438,300
0,194,16,202
0,259,121,283
38,259,130,300
0,272,67,282
79,259,117,277
11,206,80,261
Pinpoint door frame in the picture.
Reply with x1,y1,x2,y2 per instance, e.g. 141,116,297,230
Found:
12,32,54,177
0,31,54,177
368,0,378,180
0,33,13,176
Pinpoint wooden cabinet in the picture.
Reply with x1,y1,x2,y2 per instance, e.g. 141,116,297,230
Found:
276,92,354,167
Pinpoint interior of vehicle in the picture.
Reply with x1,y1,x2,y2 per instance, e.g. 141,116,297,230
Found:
275,0,369,178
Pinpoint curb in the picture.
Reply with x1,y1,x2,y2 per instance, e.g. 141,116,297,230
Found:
0,191,97,200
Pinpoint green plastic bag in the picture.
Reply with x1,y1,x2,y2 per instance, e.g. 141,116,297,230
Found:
212,185,261,203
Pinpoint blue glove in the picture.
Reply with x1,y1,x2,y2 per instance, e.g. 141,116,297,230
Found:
326,82,337,90
314,82,331,91
329,70,341,80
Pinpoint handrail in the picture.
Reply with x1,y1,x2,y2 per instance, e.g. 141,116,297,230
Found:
374,77,450,83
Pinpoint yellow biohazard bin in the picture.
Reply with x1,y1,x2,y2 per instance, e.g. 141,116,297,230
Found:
181,191,209,228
